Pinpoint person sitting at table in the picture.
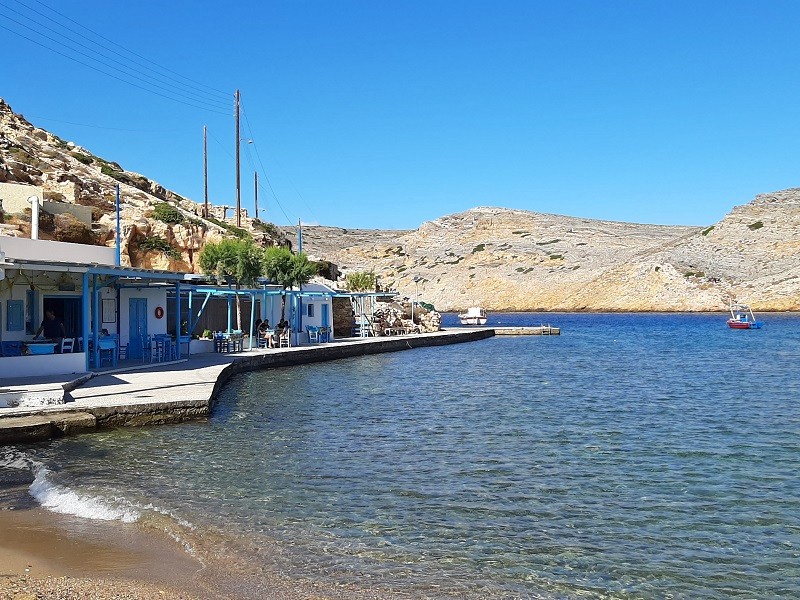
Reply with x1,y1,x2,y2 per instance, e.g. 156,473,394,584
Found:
33,309,65,353
257,319,275,348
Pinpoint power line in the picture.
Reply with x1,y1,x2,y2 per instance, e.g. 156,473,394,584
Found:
0,5,230,112
239,104,302,225
207,129,235,159
28,0,231,101
12,0,231,106
25,115,185,133
0,22,228,116
208,128,294,225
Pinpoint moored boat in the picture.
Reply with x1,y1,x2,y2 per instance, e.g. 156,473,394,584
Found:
458,307,487,326
727,302,763,329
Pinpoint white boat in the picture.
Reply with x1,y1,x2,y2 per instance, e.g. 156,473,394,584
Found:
458,307,487,326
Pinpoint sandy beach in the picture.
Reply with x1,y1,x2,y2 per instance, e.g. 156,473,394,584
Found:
0,505,401,600
0,506,211,599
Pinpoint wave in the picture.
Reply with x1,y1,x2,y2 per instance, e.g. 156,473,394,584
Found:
29,466,140,522
2,447,140,522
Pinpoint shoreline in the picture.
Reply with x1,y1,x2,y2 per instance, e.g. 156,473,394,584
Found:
0,502,423,600
0,505,212,599
0,330,496,599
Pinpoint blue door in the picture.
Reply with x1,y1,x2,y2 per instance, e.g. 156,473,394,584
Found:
321,303,329,328
129,298,147,359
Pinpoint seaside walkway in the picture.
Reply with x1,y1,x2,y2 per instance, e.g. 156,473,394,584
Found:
0,328,493,444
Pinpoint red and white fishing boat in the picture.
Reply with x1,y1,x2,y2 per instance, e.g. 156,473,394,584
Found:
727,302,763,329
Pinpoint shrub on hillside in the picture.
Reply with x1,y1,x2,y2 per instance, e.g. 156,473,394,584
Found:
71,152,93,165
139,235,181,260
152,202,184,225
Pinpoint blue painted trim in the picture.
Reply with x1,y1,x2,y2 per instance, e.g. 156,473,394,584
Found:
82,272,90,371
175,281,182,358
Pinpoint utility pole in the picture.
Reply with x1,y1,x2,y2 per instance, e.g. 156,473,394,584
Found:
234,89,241,227
203,125,208,218
297,218,302,254
254,171,259,220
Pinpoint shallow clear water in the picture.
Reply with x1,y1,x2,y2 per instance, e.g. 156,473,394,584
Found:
5,314,800,598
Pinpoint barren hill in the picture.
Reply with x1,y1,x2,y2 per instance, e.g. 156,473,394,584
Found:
3,97,799,312
298,194,800,312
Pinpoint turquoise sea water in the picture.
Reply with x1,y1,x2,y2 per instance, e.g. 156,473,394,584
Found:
3,313,800,598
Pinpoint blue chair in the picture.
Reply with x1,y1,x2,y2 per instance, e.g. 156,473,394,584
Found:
319,327,330,343
1,341,22,357
98,336,117,368
307,326,319,343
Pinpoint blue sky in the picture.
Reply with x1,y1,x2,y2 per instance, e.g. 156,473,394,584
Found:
2,0,799,230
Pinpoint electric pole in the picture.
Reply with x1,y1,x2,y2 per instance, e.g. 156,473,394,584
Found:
234,89,241,227
254,171,259,220
203,125,208,218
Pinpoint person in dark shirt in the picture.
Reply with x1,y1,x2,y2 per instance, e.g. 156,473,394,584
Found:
34,309,66,351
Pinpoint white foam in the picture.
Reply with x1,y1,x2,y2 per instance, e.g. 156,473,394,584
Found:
29,467,140,523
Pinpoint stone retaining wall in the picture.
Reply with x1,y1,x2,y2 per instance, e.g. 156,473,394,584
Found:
0,329,495,444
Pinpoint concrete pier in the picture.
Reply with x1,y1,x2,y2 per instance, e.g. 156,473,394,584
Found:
0,329,494,444
492,325,561,335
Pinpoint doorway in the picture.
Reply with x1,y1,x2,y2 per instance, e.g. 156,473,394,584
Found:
129,297,147,359
43,296,82,338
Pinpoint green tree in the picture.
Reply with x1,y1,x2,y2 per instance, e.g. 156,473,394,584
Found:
198,238,263,331
262,246,317,322
345,271,376,292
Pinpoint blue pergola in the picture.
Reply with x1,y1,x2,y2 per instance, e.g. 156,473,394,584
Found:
83,265,203,370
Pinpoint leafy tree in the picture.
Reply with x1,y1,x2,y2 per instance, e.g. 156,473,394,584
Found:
198,238,263,330
345,271,376,292
262,246,317,322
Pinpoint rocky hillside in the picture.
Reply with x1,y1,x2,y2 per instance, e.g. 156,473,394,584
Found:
0,98,287,271
299,192,800,312
3,97,799,312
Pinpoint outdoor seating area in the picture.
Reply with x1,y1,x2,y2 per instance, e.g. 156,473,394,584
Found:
213,331,246,353
306,325,330,344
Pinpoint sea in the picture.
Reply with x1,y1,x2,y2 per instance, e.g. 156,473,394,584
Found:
2,312,799,598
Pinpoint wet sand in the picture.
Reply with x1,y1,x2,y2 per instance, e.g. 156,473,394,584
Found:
0,506,403,600
0,506,212,599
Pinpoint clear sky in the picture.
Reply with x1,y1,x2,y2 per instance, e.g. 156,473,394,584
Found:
2,0,799,230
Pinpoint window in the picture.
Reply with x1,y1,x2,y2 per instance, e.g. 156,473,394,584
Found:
307,303,315,318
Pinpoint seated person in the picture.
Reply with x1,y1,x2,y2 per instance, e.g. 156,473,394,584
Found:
258,319,275,348
33,309,66,353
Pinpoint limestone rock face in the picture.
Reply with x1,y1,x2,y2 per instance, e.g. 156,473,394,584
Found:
299,195,800,312
0,97,287,272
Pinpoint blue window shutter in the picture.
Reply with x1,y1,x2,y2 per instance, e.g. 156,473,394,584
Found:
7,300,24,331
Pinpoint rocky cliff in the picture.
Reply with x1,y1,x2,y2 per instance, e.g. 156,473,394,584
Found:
297,192,800,312
0,98,286,271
